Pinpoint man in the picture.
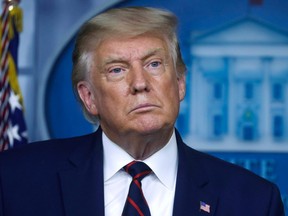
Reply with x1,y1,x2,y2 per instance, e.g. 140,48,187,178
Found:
0,7,285,216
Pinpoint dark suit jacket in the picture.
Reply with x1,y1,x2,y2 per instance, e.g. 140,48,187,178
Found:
0,127,285,216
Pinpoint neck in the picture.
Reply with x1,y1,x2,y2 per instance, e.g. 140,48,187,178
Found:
103,127,174,160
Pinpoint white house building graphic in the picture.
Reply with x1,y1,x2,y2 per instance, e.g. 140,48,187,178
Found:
179,18,288,152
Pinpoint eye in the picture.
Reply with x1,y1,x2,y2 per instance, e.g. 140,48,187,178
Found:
109,67,123,74
149,61,161,68
145,59,165,76
105,66,127,81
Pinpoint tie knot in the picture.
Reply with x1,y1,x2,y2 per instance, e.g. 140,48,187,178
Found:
124,161,152,181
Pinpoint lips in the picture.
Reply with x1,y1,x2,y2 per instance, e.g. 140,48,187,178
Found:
129,103,159,113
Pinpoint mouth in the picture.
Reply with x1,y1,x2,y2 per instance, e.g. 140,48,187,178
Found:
129,103,159,114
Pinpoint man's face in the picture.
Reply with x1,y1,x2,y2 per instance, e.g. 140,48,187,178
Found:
78,34,186,141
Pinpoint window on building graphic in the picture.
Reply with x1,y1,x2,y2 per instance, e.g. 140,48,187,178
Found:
244,83,254,100
213,83,222,100
273,115,284,138
243,125,254,141
213,115,223,137
272,83,283,101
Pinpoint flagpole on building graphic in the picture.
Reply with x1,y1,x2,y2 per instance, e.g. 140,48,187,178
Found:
0,0,27,152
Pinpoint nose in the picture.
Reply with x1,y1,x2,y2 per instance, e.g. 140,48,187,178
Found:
128,65,150,94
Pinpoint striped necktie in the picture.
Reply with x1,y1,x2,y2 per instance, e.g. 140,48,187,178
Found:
122,161,152,216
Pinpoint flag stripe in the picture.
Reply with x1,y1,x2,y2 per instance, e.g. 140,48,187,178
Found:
0,5,10,152
0,3,27,151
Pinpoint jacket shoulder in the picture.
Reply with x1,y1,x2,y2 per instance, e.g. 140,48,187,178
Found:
183,144,270,185
181,144,284,215
0,132,97,169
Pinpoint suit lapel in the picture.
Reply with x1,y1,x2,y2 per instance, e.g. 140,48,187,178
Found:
58,128,105,216
57,127,219,215
173,130,218,216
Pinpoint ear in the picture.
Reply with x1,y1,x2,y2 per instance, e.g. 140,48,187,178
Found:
77,81,98,115
178,75,186,101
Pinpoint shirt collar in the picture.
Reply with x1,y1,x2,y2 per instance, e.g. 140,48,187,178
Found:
103,130,178,190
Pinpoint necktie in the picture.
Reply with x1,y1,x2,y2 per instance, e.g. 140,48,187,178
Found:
122,161,152,216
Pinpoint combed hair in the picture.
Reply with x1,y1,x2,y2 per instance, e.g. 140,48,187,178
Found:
72,7,186,124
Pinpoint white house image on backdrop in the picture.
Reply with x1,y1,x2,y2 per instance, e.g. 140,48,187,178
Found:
180,17,288,152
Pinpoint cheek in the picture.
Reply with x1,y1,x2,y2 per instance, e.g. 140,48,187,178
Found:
158,81,181,109
95,85,128,111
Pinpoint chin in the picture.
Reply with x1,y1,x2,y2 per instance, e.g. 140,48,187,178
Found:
134,120,173,135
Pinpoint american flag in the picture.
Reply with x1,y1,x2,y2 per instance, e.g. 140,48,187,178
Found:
200,201,211,213
0,1,27,152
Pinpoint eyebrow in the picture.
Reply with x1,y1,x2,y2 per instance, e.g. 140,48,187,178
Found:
141,48,165,61
101,48,166,67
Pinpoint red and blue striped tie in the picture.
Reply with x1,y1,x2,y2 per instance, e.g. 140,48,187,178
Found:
122,161,152,216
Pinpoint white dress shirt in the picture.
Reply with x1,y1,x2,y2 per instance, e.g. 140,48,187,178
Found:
103,131,178,216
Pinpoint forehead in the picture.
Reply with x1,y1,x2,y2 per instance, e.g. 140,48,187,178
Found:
95,35,170,62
